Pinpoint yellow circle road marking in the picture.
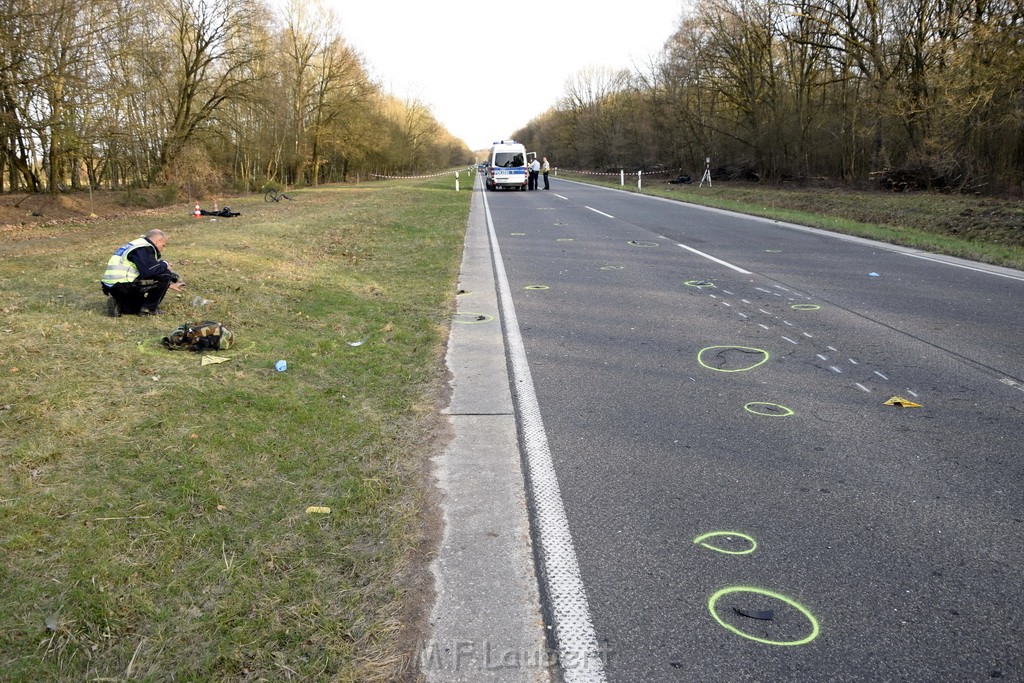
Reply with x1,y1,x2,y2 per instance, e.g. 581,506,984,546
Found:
708,586,820,646
697,346,770,372
693,531,757,555
744,402,795,417
454,312,494,324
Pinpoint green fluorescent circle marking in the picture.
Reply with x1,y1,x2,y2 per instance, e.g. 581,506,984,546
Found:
684,279,716,289
510,232,526,236
693,531,757,555
627,240,659,247
453,312,494,324
744,402,795,417
708,586,820,646
765,249,782,253
790,304,820,310
137,340,167,356
697,346,770,373
524,285,550,290
556,238,574,242
600,265,624,270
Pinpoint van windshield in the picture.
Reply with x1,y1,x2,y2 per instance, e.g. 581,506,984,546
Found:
494,152,525,167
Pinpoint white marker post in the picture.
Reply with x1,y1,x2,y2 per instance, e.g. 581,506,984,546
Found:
619,170,624,186
637,170,643,192
455,171,459,192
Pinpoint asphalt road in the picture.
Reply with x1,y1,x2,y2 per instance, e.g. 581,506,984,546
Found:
482,178,1024,682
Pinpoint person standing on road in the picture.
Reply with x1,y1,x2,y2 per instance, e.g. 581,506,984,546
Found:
541,156,551,190
101,228,185,316
529,156,541,190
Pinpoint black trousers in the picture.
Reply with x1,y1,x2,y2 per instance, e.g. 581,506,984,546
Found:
102,278,171,314
543,172,549,189
528,170,537,190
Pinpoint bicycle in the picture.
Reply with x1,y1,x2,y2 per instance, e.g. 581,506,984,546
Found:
263,187,294,203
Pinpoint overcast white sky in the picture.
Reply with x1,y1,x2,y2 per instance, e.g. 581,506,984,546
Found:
328,2,687,151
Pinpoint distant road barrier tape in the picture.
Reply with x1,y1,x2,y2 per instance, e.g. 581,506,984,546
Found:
369,168,473,180
562,168,687,176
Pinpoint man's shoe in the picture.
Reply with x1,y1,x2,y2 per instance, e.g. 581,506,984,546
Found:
107,297,121,318
139,308,166,316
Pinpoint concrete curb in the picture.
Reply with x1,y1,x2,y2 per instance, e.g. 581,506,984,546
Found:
425,178,551,682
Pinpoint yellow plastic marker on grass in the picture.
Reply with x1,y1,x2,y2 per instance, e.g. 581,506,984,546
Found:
201,355,231,366
884,396,923,408
305,506,331,514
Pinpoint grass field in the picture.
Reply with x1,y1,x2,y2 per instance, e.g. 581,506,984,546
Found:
0,175,469,680
559,171,1024,270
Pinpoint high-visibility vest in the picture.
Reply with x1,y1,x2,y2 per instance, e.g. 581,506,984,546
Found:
101,237,155,285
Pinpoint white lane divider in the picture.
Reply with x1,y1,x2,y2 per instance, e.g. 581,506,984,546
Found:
585,206,614,218
482,190,607,682
678,243,752,274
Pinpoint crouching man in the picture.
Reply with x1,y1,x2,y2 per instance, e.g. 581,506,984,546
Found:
101,228,186,316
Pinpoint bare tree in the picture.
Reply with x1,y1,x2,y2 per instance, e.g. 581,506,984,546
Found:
148,0,265,181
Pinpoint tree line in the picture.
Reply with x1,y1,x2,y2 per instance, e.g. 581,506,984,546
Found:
0,0,472,195
514,0,1024,193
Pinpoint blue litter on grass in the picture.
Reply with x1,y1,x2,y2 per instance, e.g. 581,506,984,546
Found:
275,360,287,372
868,272,880,277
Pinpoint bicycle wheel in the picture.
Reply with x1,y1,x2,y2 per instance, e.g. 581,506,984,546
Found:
264,188,277,202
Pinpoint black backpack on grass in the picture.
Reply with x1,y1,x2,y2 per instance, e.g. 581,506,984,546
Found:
162,321,234,352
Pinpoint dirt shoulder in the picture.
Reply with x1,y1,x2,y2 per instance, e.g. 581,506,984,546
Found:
0,190,134,228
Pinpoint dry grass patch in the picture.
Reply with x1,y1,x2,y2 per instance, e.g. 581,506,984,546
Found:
1,178,469,680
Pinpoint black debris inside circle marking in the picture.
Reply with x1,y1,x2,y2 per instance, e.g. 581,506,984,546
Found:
476,315,486,321
710,347,764,370
734,607,775,621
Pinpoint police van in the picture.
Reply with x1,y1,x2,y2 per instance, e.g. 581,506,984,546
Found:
484,140,534,191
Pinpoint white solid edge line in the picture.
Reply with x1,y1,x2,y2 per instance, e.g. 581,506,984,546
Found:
481,188,607,682
677,243,752,274
902,252,1024,281
584,205,615,219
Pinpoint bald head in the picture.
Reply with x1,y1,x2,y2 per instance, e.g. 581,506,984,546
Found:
146,229,168,250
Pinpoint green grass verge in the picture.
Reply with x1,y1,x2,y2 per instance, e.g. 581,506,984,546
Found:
0,176,470,680
558,172,1024,270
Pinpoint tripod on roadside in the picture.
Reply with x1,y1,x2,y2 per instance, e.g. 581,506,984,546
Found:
699,157,712,188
